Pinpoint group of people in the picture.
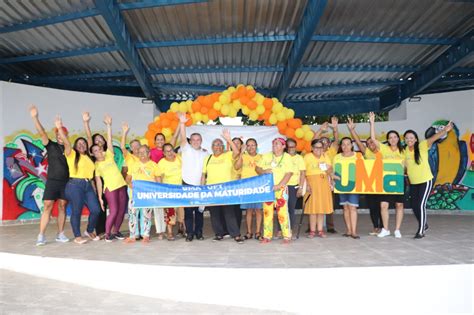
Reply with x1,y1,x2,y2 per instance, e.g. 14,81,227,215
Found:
31,106,452,246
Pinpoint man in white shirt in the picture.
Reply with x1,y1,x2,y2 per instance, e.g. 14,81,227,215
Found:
178,113,208,242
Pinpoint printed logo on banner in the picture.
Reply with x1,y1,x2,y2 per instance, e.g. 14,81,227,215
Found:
132,173,275,208
334,155,404,194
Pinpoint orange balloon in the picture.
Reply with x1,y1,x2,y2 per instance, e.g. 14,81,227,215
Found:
155,120,162,129
191,101,201,112
145,130,154,139
261,110,271,121
201,106,209,114
285,128,295,139
240,96,250,105
159,112,167,120
211,92,220,102
263,98,273,109
161,118,171,128
197,96,205,104
304,141,312,152
247,100,257,110
166,111,176,121
288,118,302,129
231,92,240,100
170,120,179,131
208,108,219,120
237,86,247,96
264,120,272,126
185,113,193,126
277,120,287,131
203,96,213,108
246,89,256,98
296,139,305,152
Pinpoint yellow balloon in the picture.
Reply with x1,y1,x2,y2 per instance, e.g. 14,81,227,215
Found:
213,101,222,110
194,112,202,122
201,114,209,124
302,125,311,132
178,102,188,113
249,111,259,121
304,130,314,141
295,128,304,139
241,106,250,115
139,138,148,145
255,93,264,105
170,102,179,112
162,128,172,139
256,104,265,115
285,108,295,119
219,94,230,105
221,105,230,116
227,86,236,93
236,84,245,89
272,97,279,103
269,113,277,125
229,108,238,118
246,85,254,91
273,102,283,113
153,116,160,122
232,100,242,110
276,111,286,122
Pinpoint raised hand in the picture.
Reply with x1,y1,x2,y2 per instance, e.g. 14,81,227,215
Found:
82,112,91,123
122,122,129,133
221,128,231,142
347,117,355,130
178,112,188,124
369,112,375,124
319,121,329,132
29,105,38,118
54,115,63,129
330,116,338,129
104,114,112,126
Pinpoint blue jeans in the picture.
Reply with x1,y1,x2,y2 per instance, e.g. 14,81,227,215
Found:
65,178,101,237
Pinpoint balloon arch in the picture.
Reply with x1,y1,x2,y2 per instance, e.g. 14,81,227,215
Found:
145,85,315,152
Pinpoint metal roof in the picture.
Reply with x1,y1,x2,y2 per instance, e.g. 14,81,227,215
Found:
0,0,473,115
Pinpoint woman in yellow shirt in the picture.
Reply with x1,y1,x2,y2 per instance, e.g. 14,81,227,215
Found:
125,145,161,243
304,140,334,238
369,112,406,238
256,138,293,244
91,115,128,242
404,122,452,239
201,129,243,243
334,137,361,239
157,143,182,240
285,138,306,235
55,116,101,245
234,138,263,240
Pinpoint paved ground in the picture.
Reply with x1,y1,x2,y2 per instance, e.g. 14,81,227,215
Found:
1,214,473,268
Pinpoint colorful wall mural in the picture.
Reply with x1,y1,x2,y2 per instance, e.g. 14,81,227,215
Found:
2,131,125,221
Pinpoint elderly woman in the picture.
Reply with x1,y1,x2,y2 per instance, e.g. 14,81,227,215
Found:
256,138,294,244
304,140,334,238
201,129,243,243
157,143,182,240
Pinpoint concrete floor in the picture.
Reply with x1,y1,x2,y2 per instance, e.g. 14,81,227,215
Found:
1,213,473,314
1,214,473,268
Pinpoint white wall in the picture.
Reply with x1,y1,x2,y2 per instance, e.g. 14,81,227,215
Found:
1,81,155,219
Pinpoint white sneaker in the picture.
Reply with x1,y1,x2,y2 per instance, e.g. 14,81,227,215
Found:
55,233,69,243
36,234,46,246
377,228,391,238
394,230,402,238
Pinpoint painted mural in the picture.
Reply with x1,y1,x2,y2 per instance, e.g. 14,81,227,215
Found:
2,132,125,221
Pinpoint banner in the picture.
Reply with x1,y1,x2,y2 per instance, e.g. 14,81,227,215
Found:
132,174,275,208
334,155,404,194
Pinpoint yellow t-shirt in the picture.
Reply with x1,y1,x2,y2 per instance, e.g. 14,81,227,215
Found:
127,160,160,182
241,153,261,179
288,154,306,186
203,151,233,185
257,152,293,185
379,143,404,161
333,152,359,163
304,153,332,176
157,156,182,185
231,156,242,180
364,149,377,160
124,152,139,169
95,150,127,191
66,150,95,179
325,146,337,161
404,140,433,184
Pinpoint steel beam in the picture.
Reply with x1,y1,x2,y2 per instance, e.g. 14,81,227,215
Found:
276,0,328,100
95,0,156,99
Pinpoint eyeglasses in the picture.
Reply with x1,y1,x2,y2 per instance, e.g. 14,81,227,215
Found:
164,150,174,154
313,146,323,149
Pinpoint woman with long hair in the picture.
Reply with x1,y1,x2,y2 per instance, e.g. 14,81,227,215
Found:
404,122,452,239
334,137,361,239
368,112,406,238
234,138,263,240
90,114,128,242
55,115,101,244
304,140,334,238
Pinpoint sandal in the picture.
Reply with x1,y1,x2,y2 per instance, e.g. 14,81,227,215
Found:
254,233,263,241
351,235,360,239
124,237,136,244
243,233,253,240
142,236,150,243
282,238,291,245
167,234,175,241
317,231,327,238
74,238,87,245
260,238,271,244
84,231,100,241
342,233,351,237
307,231,316,239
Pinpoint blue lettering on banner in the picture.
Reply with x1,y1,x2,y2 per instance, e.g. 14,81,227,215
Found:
132,173,275,208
